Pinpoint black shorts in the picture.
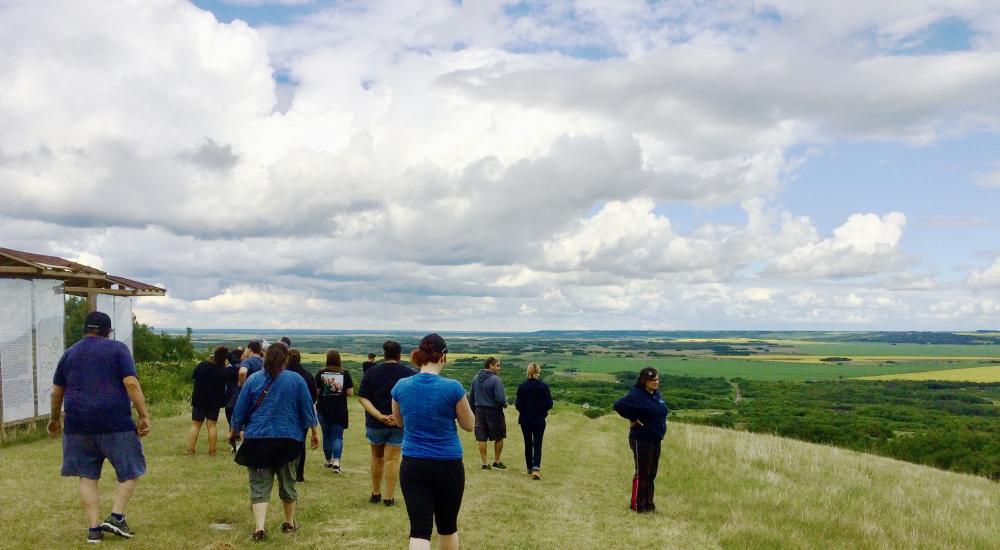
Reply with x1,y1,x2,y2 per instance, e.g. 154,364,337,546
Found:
192,406,220,422
399,457,465,540
474,407,506,442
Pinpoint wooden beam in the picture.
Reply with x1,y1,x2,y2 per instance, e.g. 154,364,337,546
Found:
0,250,45,270
0,266,41,274
65,287,166,297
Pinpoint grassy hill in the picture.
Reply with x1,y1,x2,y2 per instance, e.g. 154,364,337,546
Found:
1,405,998,549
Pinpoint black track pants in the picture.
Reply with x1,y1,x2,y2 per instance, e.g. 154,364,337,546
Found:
629,439,661,512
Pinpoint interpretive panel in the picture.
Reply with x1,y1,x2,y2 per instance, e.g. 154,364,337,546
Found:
114,296,133,353
96,295,134,353
0,279,36,423
33,279,64,416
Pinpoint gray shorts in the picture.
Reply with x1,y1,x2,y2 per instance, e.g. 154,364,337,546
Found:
248,458,298,504
62,431,146,482
474,407,506,442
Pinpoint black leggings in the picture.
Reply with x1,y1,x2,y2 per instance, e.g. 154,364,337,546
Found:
399,457,465,540
520,422,545,472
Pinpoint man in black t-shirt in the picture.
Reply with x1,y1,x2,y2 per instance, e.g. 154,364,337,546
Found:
357,340,414,506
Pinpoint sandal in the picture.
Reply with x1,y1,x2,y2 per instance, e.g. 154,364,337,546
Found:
281,522,299,533
252,529,266,541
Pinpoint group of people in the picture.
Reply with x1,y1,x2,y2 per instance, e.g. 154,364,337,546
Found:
47,315,669,547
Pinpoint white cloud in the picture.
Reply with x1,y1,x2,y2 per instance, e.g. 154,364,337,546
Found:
2,1,998,329
764,213,908,279
967,258,1000,289
222,1,313,5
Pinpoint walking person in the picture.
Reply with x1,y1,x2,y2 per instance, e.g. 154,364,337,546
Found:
315,349,354,473
185,345,229,456
514,363,553,480
237,340,265,386
362,353,378,375
357,340,415,506
224,347,244,431
613,367,669,513
470,357,508,470
228,341,320,541
286,349,319,482
47,311,151,544
391,333,475,550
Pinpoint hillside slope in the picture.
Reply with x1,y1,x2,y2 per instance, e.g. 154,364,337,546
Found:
1,404,997,549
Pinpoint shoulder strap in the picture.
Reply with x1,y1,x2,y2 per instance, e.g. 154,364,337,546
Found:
250,373,279,413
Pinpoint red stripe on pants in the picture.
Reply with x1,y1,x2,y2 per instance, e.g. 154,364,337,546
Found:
631,474,639,510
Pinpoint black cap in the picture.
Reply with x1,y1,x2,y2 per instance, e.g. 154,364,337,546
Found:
84,311,112,336
420,333,448,354
279,336,292,347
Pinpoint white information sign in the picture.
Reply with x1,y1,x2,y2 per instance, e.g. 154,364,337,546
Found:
96,295,134,353
114,296,133,354
0,279,36,423
33,279,64,416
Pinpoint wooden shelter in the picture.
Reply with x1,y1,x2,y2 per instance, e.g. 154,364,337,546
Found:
0,247,165,427
0,247,165,311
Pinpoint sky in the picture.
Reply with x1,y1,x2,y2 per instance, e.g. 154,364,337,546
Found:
2,0,1000,331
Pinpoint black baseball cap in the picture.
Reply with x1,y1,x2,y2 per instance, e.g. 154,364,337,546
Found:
420,333,448,354
84,311,112,335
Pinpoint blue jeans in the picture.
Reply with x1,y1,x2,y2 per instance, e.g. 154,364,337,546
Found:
319,416,345,461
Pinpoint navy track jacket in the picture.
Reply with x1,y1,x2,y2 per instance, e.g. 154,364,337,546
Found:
613,386,669,442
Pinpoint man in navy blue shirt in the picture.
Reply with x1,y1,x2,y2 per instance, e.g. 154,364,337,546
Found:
48,311,151,544
357,340,414,506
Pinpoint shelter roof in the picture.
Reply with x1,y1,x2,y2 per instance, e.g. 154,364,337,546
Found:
0,247,165,297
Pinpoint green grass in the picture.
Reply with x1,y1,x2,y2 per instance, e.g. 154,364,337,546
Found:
528,354,983,380
2,405,999,548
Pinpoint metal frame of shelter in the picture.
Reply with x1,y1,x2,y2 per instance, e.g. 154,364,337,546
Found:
0,247,165,311
0,247,165,428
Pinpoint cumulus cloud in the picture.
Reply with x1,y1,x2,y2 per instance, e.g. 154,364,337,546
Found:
2,0,998,329
967,258,1000,289
764,213,908,279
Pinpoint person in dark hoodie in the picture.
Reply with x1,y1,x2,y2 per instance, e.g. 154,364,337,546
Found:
470,357,508,470
514,363,553,480
286,349,319,482
613,367,668,513
223,347,244,452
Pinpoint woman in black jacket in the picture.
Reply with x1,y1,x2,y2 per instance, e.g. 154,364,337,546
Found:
613,367,668,513
514,363,553,480
185,346,229,456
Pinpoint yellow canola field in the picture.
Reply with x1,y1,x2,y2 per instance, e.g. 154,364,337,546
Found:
861,365,1000,382
737,355,998,364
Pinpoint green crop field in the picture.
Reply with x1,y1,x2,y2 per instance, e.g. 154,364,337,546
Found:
522,353,982,381
3,406,998,548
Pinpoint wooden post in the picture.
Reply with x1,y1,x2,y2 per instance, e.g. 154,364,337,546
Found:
87,279,97,312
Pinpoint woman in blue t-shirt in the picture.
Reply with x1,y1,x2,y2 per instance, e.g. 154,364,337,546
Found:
391,333,475,550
